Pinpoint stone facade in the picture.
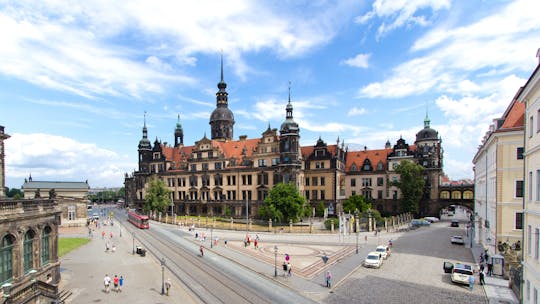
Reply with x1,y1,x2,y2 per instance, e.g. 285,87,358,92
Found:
0,198,61,303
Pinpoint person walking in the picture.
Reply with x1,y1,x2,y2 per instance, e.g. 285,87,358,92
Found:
287,262,292,277
200,245,204,257
479,269,486,285
113,275,119,292
119,276,124,292
487,258,493,276
103,274,111,293
165,278,171,296
325,271,332,288
468,273,475,291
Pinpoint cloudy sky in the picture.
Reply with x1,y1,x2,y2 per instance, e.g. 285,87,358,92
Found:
1,0,540,189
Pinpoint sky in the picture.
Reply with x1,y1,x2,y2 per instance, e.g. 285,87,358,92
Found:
1,0,540,189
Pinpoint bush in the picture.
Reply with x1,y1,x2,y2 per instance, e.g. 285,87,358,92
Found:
324,217,340,230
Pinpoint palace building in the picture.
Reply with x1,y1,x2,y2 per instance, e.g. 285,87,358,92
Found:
124,62,444,218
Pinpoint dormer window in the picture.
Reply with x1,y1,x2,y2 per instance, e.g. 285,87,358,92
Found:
315,150,325,157
351,163,357,171
153,152,160,160
377,162,384,171
362,159,372,171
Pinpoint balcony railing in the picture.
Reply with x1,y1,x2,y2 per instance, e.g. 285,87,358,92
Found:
0,199,58,216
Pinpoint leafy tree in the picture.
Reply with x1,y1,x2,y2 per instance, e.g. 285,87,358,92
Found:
6,187,23,199
392,160,425,214
342,195,371,214
315,201,326,217
144,178,171,213
259,183,306,223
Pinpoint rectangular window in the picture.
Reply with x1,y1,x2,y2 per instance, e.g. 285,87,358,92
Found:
305,177,310,186
516,212,523,230
215,162,222,170
312,177,318,186
258,159,267,167
378,190,383,199
68,205,76,221
530,116,534,138
312,190,318,200
320,190,325,200
517,147,524,160
190,164,197,172
351,190,356,196
362,178,372,187
305,191,310,200
531,171,534,201
202,163,209,171
534,228,540,260
537,170,540,201
516,180,524,198
320,177,325,186
272,158,279,166
377,177,384,186
528,225,532,256
351,179,356,187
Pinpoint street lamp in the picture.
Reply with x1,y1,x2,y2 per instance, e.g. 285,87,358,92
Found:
354,210,359,254
132,232,135,255
210,219,214,249
160,257,166,295
274,245,278,277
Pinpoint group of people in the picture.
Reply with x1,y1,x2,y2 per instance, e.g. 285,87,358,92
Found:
244,234,260,249
470,251,493,291
103,274,124,293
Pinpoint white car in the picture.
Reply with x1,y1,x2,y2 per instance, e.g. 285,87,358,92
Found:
364,252,383,268
451,235,464,245
451,263,474,285
375,245,391,259
425,216,439,223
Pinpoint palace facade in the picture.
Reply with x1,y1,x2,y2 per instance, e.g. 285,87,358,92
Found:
124,63,444,218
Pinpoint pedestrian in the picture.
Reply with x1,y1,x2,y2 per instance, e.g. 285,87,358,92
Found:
113,275,119,292
110,232,113,239
487,258,493,276
101,231,105,239
468,273,475,291
200,245,204,257
119,276,124,292
479,269,485,285
325,271,332,288
105,241,110,252
103,274,111,293
479,263,485,272
287,262,292,277
165,278,171,296
282,262,288,277
254,239,258,249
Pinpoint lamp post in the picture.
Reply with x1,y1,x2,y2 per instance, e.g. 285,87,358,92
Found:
210,219,214,249
354,210,359,254
274,245,278,277
132,232,135,255
160,257,166,295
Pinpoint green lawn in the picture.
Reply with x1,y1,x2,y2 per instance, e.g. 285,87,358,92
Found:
58,238,91,257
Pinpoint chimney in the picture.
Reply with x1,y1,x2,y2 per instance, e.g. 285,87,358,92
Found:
239,135,247,141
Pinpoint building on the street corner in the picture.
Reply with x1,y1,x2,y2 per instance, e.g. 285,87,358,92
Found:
124,59,446,218
472,92,525,255
518,48,540,303
0,126,9,198
22,177,90,227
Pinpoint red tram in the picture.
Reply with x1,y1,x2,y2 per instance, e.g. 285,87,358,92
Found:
128,211,149,229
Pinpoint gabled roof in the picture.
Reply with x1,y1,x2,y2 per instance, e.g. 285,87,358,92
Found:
499,98,524,130
346,148,392,171
301,144,339,159
22,181,89,190
215,138,260,158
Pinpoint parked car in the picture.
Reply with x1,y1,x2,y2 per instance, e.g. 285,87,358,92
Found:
411,219,431,227
451,220,459,227
424,216,440,223
375,245,391,259
450,235,464,245
364,252,383,268
450,263,474,285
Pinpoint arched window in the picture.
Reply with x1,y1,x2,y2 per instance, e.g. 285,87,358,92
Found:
451,191,462,199
24,230,35,273
1,234,15,284
376,161,384,171
440,191,450,199
42,226,52,266
362,159,372,171
463,191,474,199
351,164,357,171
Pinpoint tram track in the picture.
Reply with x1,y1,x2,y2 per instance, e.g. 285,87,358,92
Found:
129,222,274,304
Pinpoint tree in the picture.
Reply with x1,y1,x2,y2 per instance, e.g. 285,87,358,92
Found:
259,183,306,223
144,178,171,213
342,195,371,214
6,187,23,199
315,201,326,217
392,160,425,214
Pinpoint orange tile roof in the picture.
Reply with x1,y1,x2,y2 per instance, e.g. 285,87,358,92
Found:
214,138,260,159
301,144,339,158
346,148,392,171
500,100,524,129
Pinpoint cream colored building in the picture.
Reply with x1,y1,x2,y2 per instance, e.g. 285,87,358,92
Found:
519,51,540,303
473,97,524,255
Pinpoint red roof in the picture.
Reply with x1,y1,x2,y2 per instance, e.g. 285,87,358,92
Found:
500,100,524,130
345,148,392,171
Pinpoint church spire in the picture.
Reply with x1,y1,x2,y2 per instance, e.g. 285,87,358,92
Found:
174,113,184,147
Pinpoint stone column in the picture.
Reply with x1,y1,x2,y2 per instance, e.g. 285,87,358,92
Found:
230,217,234,230
331,220,334,233
269,219,272,232
289,219,293,233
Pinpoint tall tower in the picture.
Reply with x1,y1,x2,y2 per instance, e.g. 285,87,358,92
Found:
174,114,184,147
138,112,152,173
0,125,10,198
415,112,443,215
209,54,235,141
279,83,301,185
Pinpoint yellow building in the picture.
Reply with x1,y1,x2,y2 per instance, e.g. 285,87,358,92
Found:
518,51,540,303
473,96,524,255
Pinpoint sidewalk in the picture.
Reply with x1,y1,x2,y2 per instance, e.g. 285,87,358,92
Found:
470,242,519,304
58,218,198,304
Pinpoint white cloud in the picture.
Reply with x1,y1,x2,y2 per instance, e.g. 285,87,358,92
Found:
347,107,367,116
341,53,371,68
356,0,451,38
5,133,135,188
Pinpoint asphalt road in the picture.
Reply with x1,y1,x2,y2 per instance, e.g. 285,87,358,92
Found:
325,217,488,304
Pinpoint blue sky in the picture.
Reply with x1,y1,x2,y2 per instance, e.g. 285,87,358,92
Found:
1,0,540,189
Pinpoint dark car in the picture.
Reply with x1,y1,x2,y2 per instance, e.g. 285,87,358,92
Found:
451,220,459,227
